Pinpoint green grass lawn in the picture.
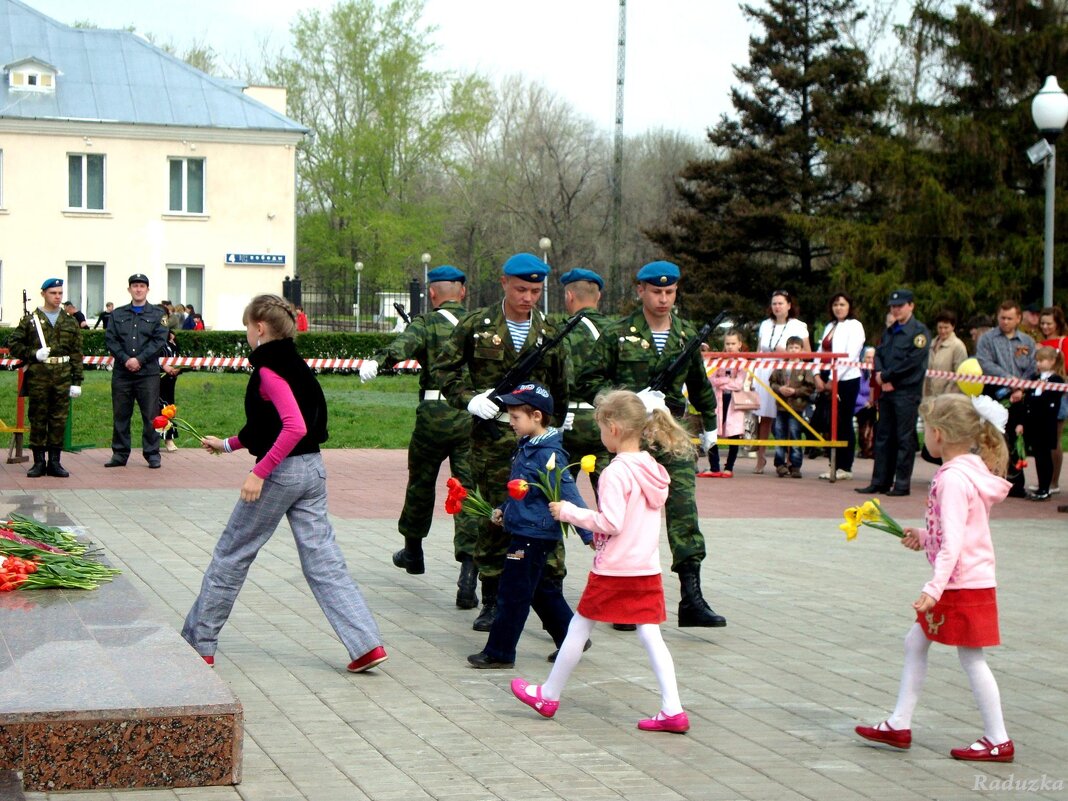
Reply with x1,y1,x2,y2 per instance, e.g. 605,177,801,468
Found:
0,370,422,449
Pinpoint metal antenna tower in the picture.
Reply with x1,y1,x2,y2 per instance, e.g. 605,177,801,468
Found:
610,0,626,310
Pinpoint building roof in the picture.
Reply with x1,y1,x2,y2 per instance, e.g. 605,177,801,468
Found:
0,0,306,134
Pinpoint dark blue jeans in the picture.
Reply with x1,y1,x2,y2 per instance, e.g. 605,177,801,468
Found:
483,535,574,663
773,411,803,469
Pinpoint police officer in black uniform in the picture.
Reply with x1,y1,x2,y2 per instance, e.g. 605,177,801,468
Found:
857,289,930,497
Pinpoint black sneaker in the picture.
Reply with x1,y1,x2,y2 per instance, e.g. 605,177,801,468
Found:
1029,491,1052,501
467,651,513,669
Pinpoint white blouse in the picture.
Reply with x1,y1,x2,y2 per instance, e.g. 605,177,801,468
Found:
758,317,810,352
815,318,866,381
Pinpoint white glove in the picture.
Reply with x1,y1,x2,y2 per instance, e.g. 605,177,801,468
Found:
636,387,668,414
562,411,575,431
69,385,82,399
700,430,717,451
467,389,500,420
359,359,379,382
35,347,51,362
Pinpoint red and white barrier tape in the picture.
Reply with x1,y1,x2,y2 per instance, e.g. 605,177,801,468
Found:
0,356,422,371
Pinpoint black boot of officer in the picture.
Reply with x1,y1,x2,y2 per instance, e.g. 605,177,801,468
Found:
46,447,69,478
472,576,498,632
456,554,479,609
677,563,727,627
392,537,425,574
27,447,47,478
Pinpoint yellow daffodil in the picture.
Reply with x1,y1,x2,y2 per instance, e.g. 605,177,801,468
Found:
840,497,905,541
580,454,597,474
839,518,859,541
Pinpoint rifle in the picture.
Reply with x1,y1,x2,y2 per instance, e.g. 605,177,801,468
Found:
393,302,412,325
476,309,588,440
22,289,29,317
647,309,730,414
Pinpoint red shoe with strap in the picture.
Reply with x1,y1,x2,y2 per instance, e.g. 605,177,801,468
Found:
950,737,1014,762
855,721,911,749
510,678,559,718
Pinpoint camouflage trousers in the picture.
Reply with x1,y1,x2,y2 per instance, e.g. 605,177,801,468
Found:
25,365,71,447
398,401,478,561
653,448,707,573
469,420,567,580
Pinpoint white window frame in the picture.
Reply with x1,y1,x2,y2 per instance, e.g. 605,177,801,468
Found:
66,262,106,319
168,157,206,214
167,264,204,314
67,153,106,211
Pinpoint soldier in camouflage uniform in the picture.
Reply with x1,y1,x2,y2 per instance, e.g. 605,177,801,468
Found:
7,278,84,478
434,253,570,632
577,260,727,628
359,265,480,610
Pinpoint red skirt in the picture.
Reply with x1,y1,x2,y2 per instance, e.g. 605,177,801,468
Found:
916,588,1000,647
577,572,666,624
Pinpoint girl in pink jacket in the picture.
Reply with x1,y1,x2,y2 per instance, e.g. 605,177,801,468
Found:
856,393,1015,763
510,390,694,733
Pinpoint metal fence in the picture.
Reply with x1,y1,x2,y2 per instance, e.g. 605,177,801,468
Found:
282,274,425,332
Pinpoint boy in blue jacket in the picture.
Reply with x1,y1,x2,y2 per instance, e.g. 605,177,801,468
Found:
468,382,592,668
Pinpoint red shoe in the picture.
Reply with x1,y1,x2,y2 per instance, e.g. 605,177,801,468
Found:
510,678,558,718
637,710,689,733
950,737,1014,762
697,471,722,478
347,645,388,673
721,470,733,478
202,655,215,667
855,721,911,749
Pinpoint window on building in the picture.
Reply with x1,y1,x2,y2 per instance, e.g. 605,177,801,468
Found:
68,154,105,210
168,158,205,213
167,265,204,314
1,149,4,208
67,263,106,318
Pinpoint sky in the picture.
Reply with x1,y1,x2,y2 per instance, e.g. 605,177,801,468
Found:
25,0,754,140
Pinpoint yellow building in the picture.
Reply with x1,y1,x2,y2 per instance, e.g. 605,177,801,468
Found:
0,0,306,330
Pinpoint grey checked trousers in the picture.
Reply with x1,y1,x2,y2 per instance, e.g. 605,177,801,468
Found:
182,452,382,662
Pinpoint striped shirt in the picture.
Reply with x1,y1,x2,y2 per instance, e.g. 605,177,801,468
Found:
650,329,670,354
505,318,531,353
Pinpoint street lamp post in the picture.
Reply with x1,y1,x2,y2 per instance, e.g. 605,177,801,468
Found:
539,236,552,315
1031,75,1068,307
354,261,364,332
421,252,431,315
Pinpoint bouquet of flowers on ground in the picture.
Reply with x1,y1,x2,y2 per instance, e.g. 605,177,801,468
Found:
0,515,121,592
152,404,207,442
839,498,904,541
444,477,495,518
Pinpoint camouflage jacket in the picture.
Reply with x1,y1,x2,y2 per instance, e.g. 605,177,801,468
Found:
373,300,470,394
434,303,570,427
7,308,85,385
549,308,614,395
577,309,717,431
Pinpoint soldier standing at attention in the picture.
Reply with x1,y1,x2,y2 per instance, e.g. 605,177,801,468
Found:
8,278,83,478
856,289,931,497
104,274,169,469
577,261,727,628
435,253,570,633
359,265,481,610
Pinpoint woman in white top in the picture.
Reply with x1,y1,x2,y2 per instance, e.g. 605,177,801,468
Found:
813,293,867,480
754,290,810,473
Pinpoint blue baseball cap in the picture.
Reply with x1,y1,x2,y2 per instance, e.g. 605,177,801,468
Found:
426,265,466,284
496,381,554,417
502,253,548,283
636,260,680,286
41,278,63,290
559,268,604,290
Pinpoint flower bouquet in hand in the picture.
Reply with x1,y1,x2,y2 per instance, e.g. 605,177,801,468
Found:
152,404,207,441
1012,430,1028,474
840,498,904,541
444,477,495,519
529,453,597,536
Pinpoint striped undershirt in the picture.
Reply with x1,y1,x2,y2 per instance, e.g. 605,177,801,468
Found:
650,329,670,353
505,318,531,352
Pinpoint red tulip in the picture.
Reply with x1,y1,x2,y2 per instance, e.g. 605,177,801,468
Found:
507,479,529,500
152,415,170,431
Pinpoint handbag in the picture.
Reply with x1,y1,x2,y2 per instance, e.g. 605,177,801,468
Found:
730,389,761,410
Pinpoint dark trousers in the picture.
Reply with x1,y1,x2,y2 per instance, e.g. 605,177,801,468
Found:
483,535,574,663
160,374,178,441
709,392,739,472
871,390,922,490
111,371,161,460
1005,402,1027,495
834,378,861,472
773,412,803,468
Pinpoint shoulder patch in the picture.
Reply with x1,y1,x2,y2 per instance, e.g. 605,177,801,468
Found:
913,334,928,349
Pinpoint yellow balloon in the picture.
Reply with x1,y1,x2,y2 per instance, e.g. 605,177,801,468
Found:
956,357,984,396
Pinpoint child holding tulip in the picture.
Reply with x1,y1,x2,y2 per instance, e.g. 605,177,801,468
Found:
467,382,591,669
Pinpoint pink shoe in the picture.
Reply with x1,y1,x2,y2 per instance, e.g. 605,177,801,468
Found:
201,655,215,667
510,678,559,718
347,645,388,673
637,710,689,733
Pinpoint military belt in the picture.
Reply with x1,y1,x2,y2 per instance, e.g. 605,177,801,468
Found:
43,356,70,364
567,402,594,410
420,389,444,401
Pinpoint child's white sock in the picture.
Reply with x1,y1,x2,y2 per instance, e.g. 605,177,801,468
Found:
540,614,596,701
887,622,930,730
637,623,683,716
958,646,1009,745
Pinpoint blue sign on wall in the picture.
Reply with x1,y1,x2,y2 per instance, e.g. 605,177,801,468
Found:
225,253,286,265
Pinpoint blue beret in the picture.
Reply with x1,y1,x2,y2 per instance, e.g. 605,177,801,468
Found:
502,253,548,283
559,268,604,290
41,278,63,290
636,260,681,286
426,265,466,284
888,288,914,306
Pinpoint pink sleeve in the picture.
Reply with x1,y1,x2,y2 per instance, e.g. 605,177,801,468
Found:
922,474,967,601
250,367,308,479
556,471,627,536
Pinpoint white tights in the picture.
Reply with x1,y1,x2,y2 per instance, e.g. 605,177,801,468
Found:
886,623,1008,744
540,613,683,715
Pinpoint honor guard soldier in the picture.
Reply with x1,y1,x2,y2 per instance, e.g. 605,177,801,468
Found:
856,289,931,497
359,265,481,609
8,278,84,477
435,253,570,633
577,260,727,628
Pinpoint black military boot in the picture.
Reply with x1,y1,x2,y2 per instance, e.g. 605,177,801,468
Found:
392,537,425,574
26,447,47,478
472,576,498,632
46,447,70,478
677,563,727,627
456,554,479,609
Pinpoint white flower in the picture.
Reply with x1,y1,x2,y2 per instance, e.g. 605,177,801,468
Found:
545,453,556,471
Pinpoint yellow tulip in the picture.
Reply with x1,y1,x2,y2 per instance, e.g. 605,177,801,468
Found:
839,520,859,541
580,454,597,474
